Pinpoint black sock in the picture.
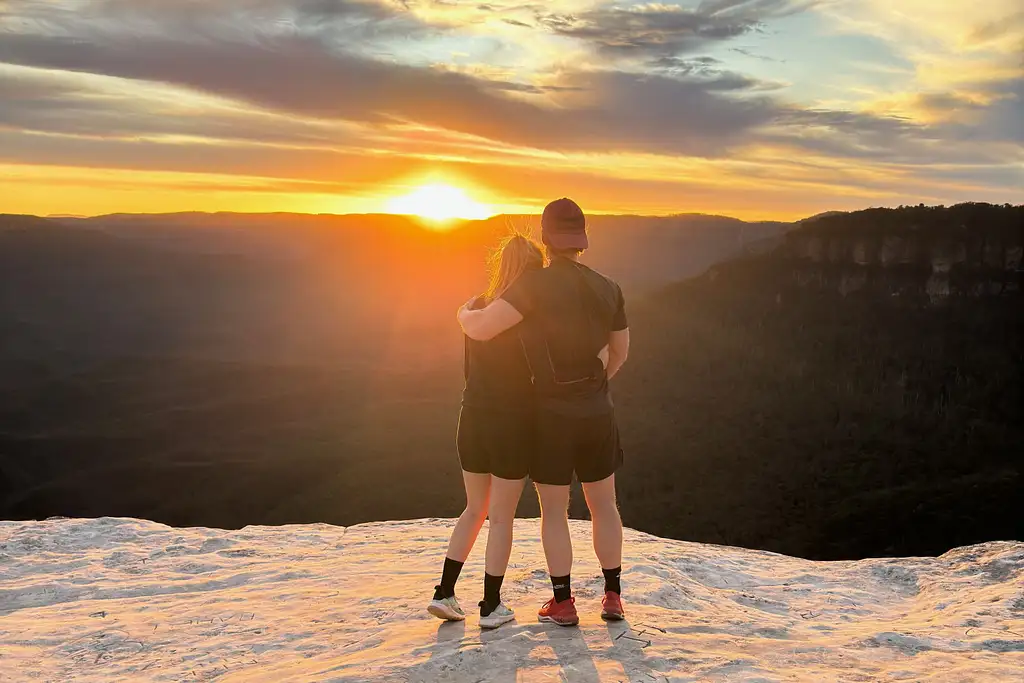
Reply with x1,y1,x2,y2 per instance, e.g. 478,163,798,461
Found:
603,566,622,595
480,573,505,616
434,557,464,600
551,574,572,603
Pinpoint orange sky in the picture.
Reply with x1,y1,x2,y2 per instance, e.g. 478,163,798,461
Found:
0,1,1021,220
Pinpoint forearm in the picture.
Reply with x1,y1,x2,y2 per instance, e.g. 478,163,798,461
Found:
606,329,630,380
457,299,523,341
606,352,627,380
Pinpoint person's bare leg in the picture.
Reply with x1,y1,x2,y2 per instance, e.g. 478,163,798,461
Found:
484,476,526,576
535,483,572,576
535,482,578,624
582,474,622,570
478,475,527,626
446,471,492,562
430,471,491,620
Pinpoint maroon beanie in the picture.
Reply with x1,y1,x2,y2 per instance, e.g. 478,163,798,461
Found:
541,198,588,250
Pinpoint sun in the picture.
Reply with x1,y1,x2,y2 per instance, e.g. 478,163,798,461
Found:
385,183,494,223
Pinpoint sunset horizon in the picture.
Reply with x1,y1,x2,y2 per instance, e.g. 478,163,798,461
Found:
29,201,1012,226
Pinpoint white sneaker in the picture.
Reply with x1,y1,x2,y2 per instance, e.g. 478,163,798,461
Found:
428,594,466,621
479,602,516,629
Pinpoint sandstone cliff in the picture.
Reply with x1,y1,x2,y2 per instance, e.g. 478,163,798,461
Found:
776,204,1022,305
1,518,1021,681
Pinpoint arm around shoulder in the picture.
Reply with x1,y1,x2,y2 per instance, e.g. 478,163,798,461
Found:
458,299,524,341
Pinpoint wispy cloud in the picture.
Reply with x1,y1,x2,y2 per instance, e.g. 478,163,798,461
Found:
536,1,819,58
0,4,791,157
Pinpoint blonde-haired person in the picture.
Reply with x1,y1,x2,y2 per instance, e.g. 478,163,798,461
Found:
428,233,543,630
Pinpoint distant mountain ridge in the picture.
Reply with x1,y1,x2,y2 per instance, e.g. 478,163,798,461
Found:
0,210,788,365
797,210,848,223
44,210,790,290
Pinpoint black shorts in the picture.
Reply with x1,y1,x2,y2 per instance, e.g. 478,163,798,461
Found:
456,406,534,480
530,410,623,486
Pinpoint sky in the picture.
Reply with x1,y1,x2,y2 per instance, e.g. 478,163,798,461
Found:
0,0,1021,220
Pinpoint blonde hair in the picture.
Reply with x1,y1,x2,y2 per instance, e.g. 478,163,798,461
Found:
484,232,544,302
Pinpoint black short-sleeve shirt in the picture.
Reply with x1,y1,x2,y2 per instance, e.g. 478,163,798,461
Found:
501,258,627,415
462,295,535,412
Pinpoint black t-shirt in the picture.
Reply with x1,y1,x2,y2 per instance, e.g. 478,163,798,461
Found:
501,258,627,416
462,295,535,412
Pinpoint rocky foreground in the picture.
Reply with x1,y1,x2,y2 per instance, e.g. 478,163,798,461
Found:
0,517,1021,681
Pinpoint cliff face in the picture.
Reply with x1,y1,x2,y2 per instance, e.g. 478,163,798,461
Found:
648,207,1021,561
1,517,1022,682
777,204,1023,305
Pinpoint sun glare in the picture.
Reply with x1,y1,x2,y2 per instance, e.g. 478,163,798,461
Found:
385,183,494,223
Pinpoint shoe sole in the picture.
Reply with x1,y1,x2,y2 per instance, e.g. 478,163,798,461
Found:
538,615,580,627
601,611,625,621
428,602,466,621
479,614,516,630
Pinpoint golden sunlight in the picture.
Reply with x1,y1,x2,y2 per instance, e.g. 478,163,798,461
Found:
385,183,494,222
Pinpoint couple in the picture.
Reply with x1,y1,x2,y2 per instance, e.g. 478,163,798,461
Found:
427,198,630,630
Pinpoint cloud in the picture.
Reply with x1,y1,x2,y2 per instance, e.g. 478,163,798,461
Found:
891,73,1024,143
823,0,1023,83
729,47,783,63
0,66,357,148
766,105,1020,169
0,11,791,157
0,0,426,47
536,0,818,58
969,77,1024,143
968,10,1024,46
648,54,783,91
0,0,1012,169
0,126,415,185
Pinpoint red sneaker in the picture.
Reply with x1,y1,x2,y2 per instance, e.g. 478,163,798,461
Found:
601,591,625,621
538,597,579,626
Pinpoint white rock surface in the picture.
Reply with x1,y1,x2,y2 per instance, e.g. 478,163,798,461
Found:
0,517,1021,681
